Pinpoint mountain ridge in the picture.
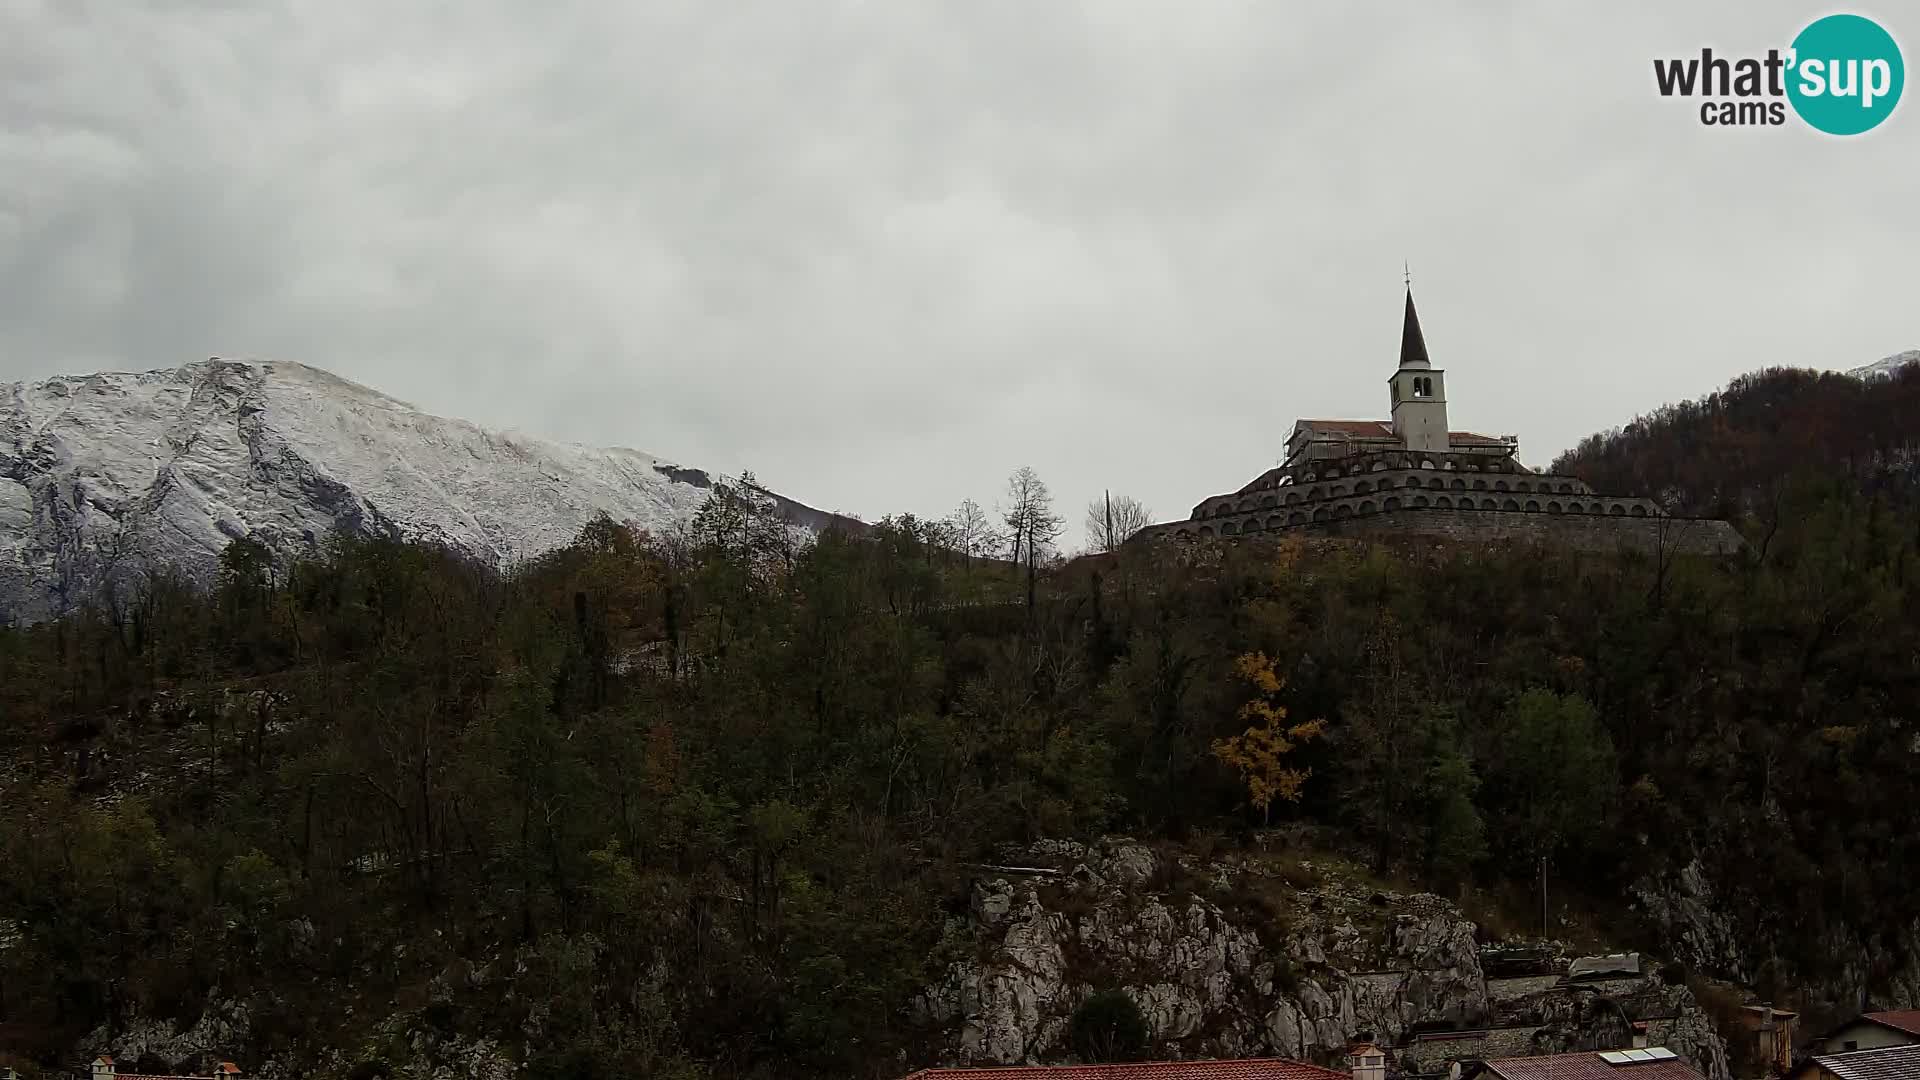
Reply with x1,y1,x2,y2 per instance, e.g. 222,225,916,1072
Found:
0,357,856,624
1846,348,1920,379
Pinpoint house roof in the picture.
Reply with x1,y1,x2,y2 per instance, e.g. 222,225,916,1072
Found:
898,1059,1350,1080
1864,1011,1920,1037
1804,1043,1920,1080
1479,1049,1703,1080
1567,954,1642,980
88,1062,239,1080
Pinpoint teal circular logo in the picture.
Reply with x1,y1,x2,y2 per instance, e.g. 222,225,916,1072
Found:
1787,14,1904,135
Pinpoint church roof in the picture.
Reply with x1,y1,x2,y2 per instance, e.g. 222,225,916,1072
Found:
1400,287,1431,370
1294,419,1397,439
1290,419,1507,446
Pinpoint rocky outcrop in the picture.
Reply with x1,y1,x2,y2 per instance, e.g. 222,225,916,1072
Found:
1633,860,1920,1018
83,998,253,1075
1631,860,1750,985
919,840,1731,1080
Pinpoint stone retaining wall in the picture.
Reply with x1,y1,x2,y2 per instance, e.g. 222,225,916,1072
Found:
1303,507,1744,555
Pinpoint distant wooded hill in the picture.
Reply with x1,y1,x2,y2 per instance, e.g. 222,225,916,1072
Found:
1553,364,1920,519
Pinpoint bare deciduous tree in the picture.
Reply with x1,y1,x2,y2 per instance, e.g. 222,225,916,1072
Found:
1084,491,1153,553
943,498,997,574
1002,467,1063,621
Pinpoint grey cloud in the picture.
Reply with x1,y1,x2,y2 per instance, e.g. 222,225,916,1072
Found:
3,0,1914,538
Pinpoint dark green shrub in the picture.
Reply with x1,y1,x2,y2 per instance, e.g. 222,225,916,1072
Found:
1070,990,1150,1063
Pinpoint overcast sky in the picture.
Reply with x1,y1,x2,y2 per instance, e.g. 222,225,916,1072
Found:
3,1,1914,539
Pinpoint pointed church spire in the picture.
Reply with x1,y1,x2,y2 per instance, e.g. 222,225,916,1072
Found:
1399,286,1431,370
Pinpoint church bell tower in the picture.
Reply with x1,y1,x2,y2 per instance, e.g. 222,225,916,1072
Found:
1388,286,1449,454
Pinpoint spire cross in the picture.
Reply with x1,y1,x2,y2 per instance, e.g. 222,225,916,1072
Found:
1404,262,1411,288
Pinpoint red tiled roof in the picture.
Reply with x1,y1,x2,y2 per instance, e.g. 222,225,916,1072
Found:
901,1059,1349,1080
1483,1052,1704,1080
1290,421,1509,448
1294,420,1396,438
1866,1010,1920,1037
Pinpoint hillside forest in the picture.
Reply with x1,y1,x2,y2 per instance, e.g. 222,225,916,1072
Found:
3,365,1920,1078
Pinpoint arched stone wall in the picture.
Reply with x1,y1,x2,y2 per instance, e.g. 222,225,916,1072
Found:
1161,457,1655,542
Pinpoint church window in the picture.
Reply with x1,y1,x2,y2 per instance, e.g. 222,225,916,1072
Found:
1452,479,1466,490
1199,525,1217,536
1495,480,1509,492
1631,505,1648,517
1548,502,1562,514
1289,511,1307,525
1335,504,1353,518
1503,498,1520,510
1260,494,1276,508
1360,500,1376,514
1420,459,1436,469
1473,479,1488,490
1414,495,1429,507
1330,485,1346,496
1429,478,1445,490
1284,492,1299,505
1481,499,1498,510
1609,504,1626,516
1406,477,1421,488
1312,508,1330,522
1383,497,1400,511
1354,481,1371,495
1268,515,1285,529
1221,522,1238,535
1435,496,1451,508
1526,500,1541,512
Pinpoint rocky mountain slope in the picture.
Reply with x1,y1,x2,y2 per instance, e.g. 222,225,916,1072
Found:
0,358,851,623
1847,349,1920,380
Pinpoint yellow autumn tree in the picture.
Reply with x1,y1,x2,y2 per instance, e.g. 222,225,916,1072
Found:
1211,652,1327,824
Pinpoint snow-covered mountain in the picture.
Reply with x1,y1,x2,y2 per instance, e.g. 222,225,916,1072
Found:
0,358,854,624
1849,349,1920,380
